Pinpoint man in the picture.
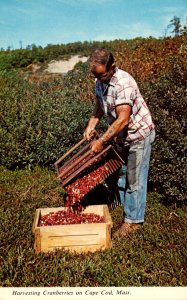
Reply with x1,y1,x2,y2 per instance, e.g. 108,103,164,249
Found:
84,48,155,236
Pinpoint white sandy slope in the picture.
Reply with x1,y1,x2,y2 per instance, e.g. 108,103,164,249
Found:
45,55,88,74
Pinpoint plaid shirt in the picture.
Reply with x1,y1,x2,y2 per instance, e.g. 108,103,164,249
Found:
95,68,155,145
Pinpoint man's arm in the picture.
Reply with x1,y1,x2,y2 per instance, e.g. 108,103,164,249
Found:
91,104,131,152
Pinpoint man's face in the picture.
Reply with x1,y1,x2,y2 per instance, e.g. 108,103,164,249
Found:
90,64,115,84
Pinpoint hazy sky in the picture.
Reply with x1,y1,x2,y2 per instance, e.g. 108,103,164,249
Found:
0,0,186,49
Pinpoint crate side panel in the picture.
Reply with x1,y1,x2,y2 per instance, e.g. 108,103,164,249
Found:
34,228,41,254
41,243,107,253
40,232,105,248
39,223,107,253
103,205,113,227
32,209,41,233
39,222,106,235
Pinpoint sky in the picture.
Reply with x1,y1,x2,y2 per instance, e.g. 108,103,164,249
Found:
0,0,186,50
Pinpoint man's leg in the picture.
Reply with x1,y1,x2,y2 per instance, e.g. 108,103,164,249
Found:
114,130,155,235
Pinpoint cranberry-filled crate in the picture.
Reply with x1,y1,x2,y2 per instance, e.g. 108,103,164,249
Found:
32,205,113,254
32,131,124,253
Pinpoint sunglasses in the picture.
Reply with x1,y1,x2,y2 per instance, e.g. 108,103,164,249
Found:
92,72,108,80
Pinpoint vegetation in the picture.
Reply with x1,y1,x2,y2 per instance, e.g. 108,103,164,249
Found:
0,17,186,286
0,34,186,205
0,167,186,287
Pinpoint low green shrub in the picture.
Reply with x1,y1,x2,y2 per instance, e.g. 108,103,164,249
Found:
0,71,93,169
141,54,186,205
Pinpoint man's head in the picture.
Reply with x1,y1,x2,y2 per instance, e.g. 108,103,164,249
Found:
89,48,116,83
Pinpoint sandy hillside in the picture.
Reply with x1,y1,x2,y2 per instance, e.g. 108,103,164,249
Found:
45,55,88,74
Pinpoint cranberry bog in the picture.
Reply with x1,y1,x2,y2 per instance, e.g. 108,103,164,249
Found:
32,205,113,254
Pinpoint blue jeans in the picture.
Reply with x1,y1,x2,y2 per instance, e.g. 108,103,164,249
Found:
116,130,155,224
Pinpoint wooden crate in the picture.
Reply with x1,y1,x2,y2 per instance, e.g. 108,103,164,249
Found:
32,205,113,254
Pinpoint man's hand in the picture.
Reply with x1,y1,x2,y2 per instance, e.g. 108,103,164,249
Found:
90,139,104,153
83,127,95,140
84,115,100,140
